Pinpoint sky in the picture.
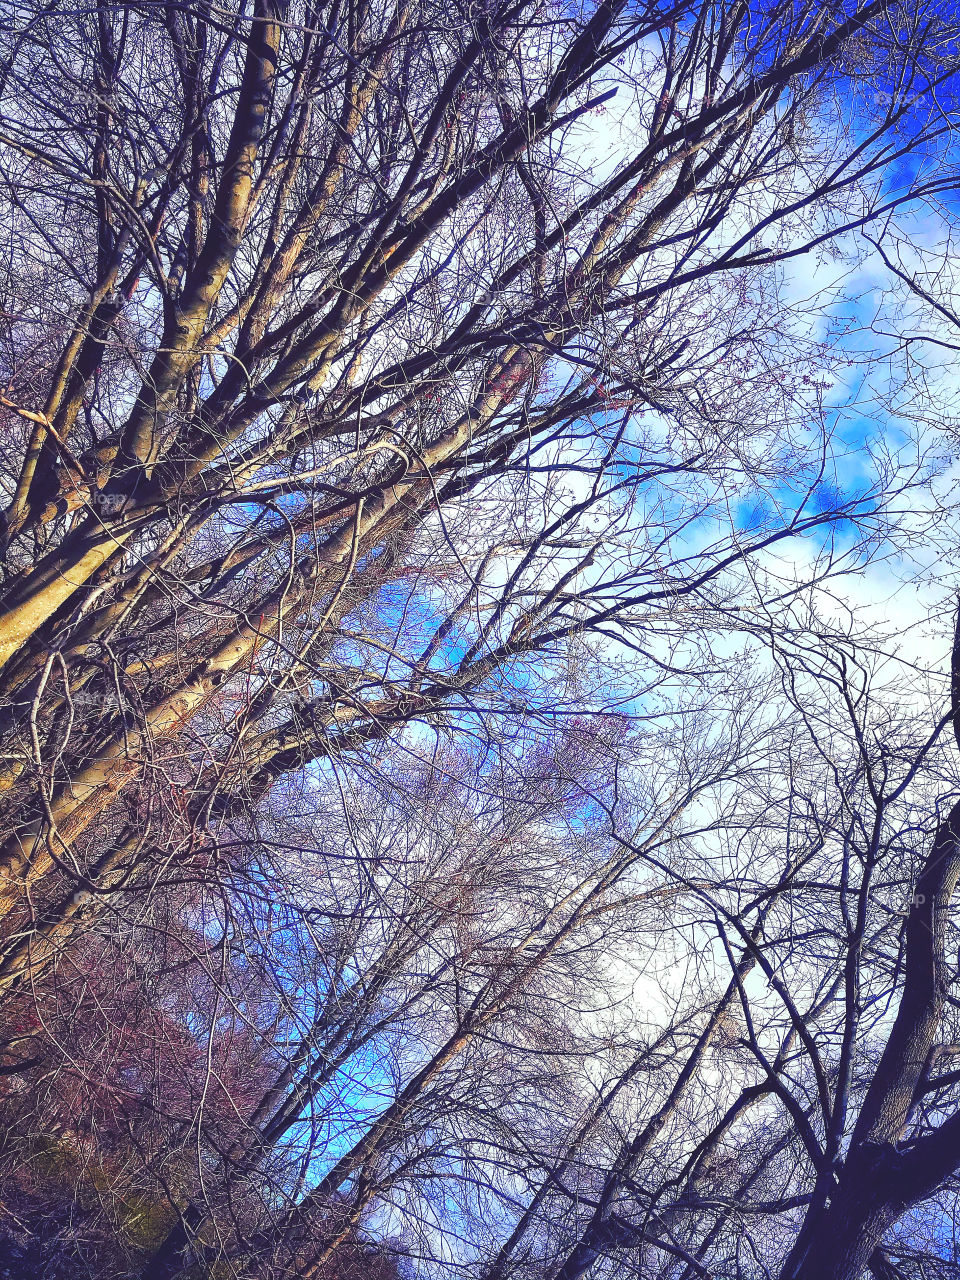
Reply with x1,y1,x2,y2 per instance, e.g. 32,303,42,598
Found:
248,16,960,1268
559,34,960,690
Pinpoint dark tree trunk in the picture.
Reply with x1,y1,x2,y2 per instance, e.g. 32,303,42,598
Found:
779,1146,905,1280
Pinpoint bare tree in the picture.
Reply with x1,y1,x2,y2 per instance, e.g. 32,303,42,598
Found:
0,0,951,932
462,618,960,1280
1,0,960,1276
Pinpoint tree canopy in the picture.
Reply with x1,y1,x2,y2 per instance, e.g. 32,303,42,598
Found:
2,0,960,1277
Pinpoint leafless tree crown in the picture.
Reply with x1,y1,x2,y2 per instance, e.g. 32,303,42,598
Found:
0,0,959,1277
